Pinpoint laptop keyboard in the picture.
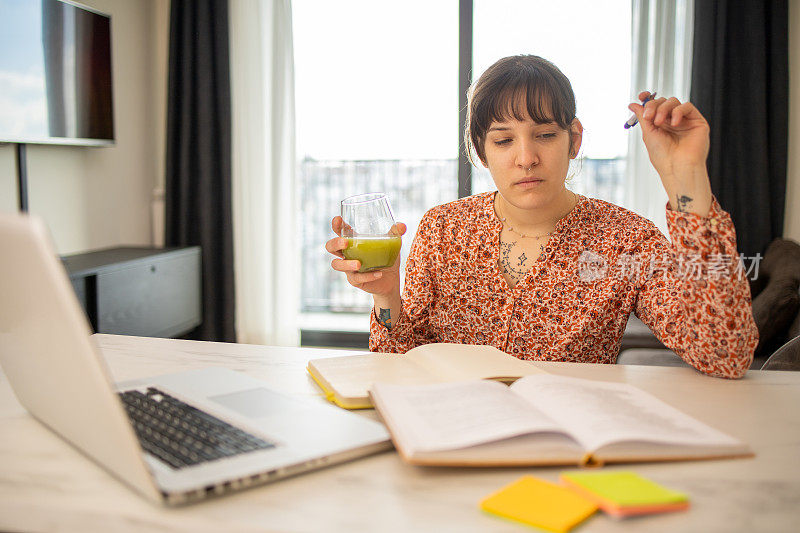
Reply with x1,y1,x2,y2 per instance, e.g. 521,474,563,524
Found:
119,387,276,469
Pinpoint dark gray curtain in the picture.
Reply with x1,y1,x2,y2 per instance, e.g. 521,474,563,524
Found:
165,0,235,342
690,0,789,258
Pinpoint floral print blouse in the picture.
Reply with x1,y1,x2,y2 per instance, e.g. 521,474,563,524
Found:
369,192,758,379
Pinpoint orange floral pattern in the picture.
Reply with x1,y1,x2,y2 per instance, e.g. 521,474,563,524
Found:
369,192,758,378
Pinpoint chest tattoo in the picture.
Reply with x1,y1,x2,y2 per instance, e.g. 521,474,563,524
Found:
499,240,531,285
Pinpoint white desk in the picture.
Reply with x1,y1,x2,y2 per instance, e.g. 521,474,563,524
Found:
1,334,799,532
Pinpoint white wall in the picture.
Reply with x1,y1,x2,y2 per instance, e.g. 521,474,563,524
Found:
0,0,170,255
785,0,800,242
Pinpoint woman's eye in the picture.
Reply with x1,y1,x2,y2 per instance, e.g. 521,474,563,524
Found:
494,139,512,146
539,132,557,139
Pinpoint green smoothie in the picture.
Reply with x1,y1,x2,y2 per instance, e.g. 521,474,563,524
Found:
342,236,402,272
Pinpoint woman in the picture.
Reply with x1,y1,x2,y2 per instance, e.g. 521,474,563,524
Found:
325,55,757,379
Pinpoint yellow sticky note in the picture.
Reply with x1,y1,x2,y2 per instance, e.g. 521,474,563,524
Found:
559,471,689,518
560,471,688,506
480,476,597,532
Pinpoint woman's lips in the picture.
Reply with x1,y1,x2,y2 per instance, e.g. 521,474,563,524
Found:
516,178,545,187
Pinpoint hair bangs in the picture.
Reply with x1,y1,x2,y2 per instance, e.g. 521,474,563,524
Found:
487,82,564,128
466,55,577,165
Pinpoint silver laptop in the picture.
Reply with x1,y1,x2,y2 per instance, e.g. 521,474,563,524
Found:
0,212,390,505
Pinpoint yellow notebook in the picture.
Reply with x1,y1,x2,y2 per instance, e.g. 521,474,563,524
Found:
307,343,546,409
308,366,374,409
480,476,597,532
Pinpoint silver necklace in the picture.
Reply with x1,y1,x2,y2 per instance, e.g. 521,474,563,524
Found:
495,191,578,239
498,219,553,240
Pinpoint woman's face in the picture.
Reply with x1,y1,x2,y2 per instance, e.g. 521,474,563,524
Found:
483,113,582,211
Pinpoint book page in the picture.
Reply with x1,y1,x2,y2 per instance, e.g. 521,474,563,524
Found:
371,380,564,453
405,343,546,382
411,432,584,465
510,375,742,452
308,354,437,400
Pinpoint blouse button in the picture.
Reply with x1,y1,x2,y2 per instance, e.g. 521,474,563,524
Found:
514,336,525,346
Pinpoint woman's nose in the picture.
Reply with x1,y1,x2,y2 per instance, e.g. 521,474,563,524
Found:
515,141,538,170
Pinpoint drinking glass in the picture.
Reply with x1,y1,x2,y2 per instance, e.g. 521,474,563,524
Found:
340,193,402,272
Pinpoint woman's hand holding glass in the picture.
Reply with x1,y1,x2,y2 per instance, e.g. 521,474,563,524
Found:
326,193,406,297
326,217,407,295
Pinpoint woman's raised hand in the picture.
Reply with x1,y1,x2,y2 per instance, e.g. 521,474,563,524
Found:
325,216,407,297
628,91,713,216
629,91,710,173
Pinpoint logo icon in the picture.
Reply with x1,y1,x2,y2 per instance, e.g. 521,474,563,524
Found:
578,250,608,282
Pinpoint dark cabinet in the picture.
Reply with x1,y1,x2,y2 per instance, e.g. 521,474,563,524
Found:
62,247,202,338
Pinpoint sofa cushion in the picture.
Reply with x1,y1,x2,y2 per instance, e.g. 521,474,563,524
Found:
761,335,800,371
750,239,800,356
789,308,800,340
752,278,800,350
616,349,689,367
620,315,665,351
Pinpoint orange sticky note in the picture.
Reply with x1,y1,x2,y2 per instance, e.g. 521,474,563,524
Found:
480,475,597,532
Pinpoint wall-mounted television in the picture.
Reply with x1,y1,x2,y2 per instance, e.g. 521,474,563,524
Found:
0,0,114,146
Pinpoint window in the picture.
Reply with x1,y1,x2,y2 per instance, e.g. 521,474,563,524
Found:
293,0,632,337
293,0,459,328
471,0,631,204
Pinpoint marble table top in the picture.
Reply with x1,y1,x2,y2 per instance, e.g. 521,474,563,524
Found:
1,334,799,532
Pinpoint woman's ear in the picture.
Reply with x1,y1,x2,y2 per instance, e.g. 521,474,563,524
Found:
569,118,584,158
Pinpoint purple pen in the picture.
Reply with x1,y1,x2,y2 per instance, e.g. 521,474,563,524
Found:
624,91,657,129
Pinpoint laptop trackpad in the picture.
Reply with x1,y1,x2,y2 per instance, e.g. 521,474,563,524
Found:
208,388,304,419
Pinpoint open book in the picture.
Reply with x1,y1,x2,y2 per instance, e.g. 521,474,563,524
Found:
307,343,546,409
370,374,752,466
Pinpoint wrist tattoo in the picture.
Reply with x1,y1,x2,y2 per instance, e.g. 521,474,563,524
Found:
377,308,392,330
676,194,693,213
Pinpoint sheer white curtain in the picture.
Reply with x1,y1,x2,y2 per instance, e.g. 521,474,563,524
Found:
230,0,299,346
625,0,694,236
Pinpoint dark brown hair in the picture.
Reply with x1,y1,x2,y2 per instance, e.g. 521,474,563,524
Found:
465,55,577,165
